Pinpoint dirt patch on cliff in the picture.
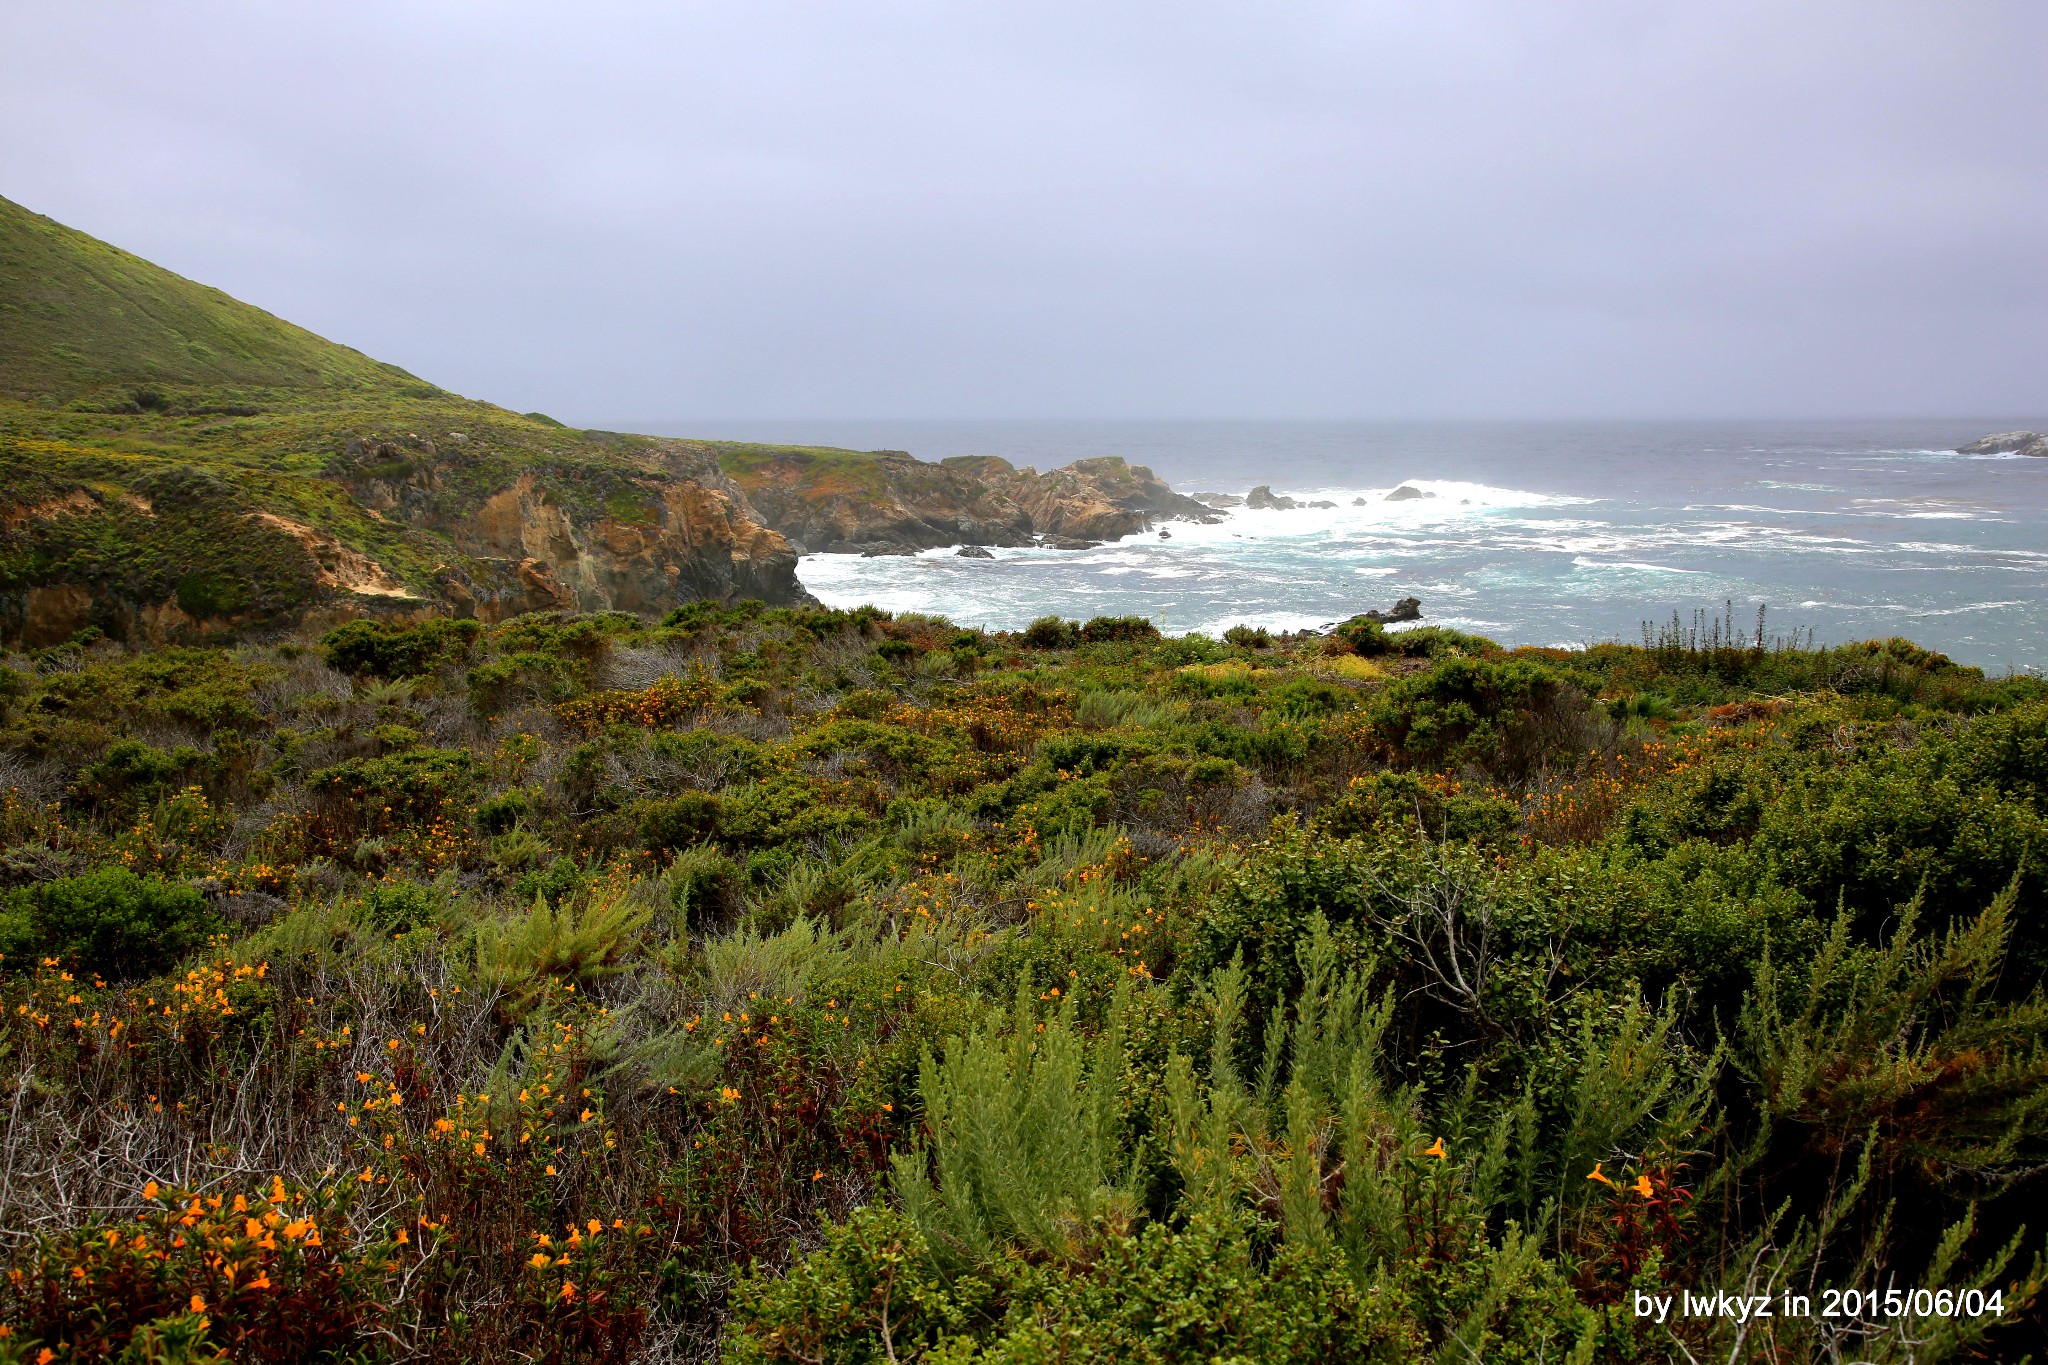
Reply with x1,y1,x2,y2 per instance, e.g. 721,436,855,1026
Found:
1,489,102,531
250,513,412,598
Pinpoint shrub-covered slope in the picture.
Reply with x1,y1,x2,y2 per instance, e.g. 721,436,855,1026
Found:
0,607,2041,1362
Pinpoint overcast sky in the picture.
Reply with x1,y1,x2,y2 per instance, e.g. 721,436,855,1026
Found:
3,1,2044,422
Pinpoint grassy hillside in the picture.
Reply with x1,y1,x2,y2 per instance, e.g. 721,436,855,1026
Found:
0,605,2041,1361
0,194,422,407
0,197,830,638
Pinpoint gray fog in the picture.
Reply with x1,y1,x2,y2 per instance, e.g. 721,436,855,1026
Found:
3,1,2044,422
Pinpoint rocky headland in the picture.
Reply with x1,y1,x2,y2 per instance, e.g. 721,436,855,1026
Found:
1958,430,2048,457
714,447,1218,556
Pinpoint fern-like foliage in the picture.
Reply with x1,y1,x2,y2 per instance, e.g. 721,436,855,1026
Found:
894,980,1135,1266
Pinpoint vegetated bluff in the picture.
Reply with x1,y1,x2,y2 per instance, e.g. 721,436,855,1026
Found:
0,195,1211,647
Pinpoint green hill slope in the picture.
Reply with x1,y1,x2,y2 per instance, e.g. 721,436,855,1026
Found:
0,195,821,642
0,193,420,405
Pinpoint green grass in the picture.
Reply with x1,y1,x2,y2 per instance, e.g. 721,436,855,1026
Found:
0,194,422,407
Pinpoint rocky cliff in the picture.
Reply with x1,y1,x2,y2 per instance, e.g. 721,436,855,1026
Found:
716,447,1217,554
332,433,809,623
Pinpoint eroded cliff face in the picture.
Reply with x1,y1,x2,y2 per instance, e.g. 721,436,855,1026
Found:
722,450,1217,554
0,467,399,648
335,434,812,620
0,431,814,647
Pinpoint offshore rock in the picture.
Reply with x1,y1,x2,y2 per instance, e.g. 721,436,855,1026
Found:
1385,485,1432,502
955,544,995,558
1362,596,1423,624
1957,431,2048,456
1246,485,1299,510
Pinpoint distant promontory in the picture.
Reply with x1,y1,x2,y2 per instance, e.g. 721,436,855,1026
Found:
1958,430,2048,456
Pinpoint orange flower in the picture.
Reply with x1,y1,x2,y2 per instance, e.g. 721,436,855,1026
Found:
143,1181,159,1201
1422,1137,1447,1160
1631,1173,1656,1198
1586,1162,1614,1187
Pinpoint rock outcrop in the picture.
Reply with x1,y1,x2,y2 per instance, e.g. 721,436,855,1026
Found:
1958,431,2048,457
1385,485,1433,502
719,450,1217,554
333,435,810,621
1363,596,1423,624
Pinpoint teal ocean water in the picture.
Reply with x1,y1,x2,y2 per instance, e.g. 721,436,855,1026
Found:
644,420,2048,671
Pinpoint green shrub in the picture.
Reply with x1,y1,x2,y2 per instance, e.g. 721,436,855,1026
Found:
1020,616,1079,649
1316,770,1518,845
1223,624,1274,650
1382,625,1499,659
634,791,723,851
1367,656,1581,774
311,746,480,825
1079,616,1160,644
74,738,202,810
321,617,480,678
0,868,216,977
1329,615,1388,656
359,880,442,935
475,785,540,835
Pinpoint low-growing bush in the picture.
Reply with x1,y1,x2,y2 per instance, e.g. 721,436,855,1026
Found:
0,867,216,977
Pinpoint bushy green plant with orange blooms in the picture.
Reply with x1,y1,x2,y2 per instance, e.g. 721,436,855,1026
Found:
6,1177,412,1362
1,604,2046,1361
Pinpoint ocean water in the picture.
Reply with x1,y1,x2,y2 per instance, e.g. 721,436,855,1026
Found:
638,420,2048,671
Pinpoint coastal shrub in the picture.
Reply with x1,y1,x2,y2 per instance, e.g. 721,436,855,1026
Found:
1329,615,1388,655
1223,624,1274,649
1079,615,1159,644
1315,770,1519,846
74,737,205,811
3,594,2044,1362
1020,615,1079,649
360,878,445,933
475,784,541,835
473,889,652,1004
1946,699,2048,802
1368,656,1582,774
634,791,723,851
0,867,215,977
715,776,875,849
321,617,480,678
465,650,578,713
311,745,480,826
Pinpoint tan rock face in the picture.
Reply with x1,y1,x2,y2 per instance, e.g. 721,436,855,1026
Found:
338,441,811,620
19,584,93,647
250,513,411,597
